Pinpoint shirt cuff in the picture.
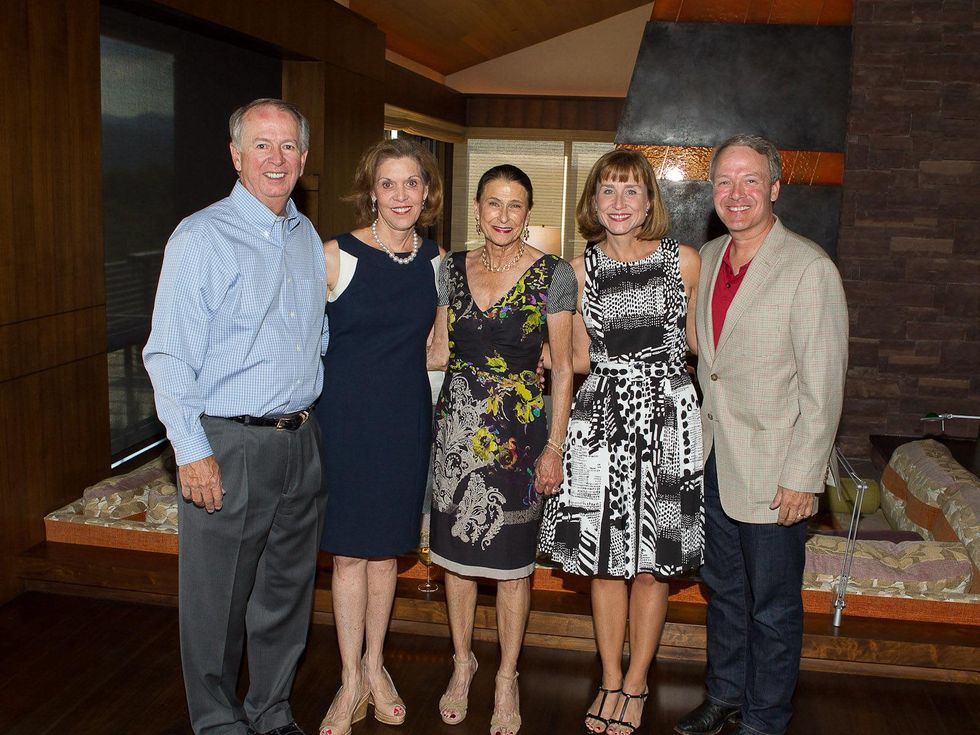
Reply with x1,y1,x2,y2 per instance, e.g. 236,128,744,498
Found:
170,429,214,466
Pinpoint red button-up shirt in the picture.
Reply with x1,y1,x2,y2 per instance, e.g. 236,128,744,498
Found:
712,240,752,348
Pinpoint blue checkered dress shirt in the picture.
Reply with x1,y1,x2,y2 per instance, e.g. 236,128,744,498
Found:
144,181,328,465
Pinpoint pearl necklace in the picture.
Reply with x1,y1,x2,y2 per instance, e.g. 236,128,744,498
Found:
371,219,421,265
481,241,526,273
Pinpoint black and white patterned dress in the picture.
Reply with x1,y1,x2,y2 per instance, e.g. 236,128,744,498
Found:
539,239,704,578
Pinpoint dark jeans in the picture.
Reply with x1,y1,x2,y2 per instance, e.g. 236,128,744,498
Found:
700,451,808,735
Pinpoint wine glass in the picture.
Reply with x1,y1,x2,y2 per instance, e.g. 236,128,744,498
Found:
418,517,439,593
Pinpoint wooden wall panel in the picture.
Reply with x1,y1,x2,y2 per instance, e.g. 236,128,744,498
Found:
283,62,327,177
321,66,386,236
0,1,34,323
283,61,327,230
0,0,109,604
0,307,105,383
154,0,385,81
385,61,466,126
25,0,105,322
466,95,624,132
0,357,110,601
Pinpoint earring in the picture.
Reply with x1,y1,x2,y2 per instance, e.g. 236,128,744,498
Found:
422,200,427,211
522,223,530,241
371,199,377,213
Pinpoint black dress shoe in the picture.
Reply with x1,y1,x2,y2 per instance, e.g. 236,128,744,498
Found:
675,700,741,735
261,723,306,735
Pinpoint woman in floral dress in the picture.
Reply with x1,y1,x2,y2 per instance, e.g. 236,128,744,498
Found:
427,164,576,735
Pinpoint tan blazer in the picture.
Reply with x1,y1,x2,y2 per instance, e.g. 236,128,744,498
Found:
696,218,849,523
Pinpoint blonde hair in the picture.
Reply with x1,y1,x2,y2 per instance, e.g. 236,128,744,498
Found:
576,148,669,242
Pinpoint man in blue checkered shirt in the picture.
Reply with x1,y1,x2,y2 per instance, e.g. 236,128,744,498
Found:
144,98,328,735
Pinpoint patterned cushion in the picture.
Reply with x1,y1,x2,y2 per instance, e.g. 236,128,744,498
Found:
889,439,976,507
146,480,178,526
940,481,980,592
82,449,176,501
880,483,929,538
804,534,973,596
80,449,177,520
82,491,147,520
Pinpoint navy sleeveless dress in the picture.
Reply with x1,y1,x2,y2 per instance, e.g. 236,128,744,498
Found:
317,232,439,557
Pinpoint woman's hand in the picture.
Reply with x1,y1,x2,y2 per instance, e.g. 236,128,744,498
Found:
534,445,563,496
427,306,450,370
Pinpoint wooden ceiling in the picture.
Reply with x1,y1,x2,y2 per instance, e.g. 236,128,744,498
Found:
348,0,653,75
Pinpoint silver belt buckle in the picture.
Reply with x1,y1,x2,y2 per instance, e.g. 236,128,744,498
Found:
276,408,310,430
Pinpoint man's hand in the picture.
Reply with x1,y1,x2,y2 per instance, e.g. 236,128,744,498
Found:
178,455,224,513
770,485,815,526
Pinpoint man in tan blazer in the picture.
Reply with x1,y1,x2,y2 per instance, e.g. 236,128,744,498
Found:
675,135,848,735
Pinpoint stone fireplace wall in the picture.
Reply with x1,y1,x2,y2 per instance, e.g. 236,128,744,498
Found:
838,0,980,454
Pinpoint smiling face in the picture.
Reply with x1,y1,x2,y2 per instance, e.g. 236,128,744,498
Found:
593,175,650,237
372,156,427,232
229,104,307,215
711,145,780,239
474,178,530,249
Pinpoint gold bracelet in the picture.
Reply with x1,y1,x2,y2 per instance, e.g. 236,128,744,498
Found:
545,439,564,456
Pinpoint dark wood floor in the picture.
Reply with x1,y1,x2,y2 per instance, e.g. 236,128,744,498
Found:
1,592,977,735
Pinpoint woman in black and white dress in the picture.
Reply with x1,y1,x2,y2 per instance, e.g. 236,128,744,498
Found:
539,149,704,735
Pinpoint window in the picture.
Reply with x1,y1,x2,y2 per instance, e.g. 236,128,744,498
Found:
566,141,617,258
451,133,614,258
101,4,281,462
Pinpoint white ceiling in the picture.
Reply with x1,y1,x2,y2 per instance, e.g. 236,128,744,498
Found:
411,3,653,97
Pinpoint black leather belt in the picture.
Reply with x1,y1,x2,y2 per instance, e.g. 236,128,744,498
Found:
223,403,316,431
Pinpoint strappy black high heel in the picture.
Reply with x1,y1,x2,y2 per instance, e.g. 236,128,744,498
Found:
584,686,621,734
607,689,649,735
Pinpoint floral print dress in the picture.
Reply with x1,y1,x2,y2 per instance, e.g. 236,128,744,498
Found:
429,251,576,580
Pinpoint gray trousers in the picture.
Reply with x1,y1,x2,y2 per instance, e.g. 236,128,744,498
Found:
178,416,325,735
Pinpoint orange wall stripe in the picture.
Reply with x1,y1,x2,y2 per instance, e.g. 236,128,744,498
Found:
651,0,684,21
651,0,853,25
819,0,856,25
617,144,844,185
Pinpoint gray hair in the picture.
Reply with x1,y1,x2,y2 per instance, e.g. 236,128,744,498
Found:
229,98,310,153
709,134,782,185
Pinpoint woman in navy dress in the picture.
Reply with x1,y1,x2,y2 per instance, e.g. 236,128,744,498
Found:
316,139,444,735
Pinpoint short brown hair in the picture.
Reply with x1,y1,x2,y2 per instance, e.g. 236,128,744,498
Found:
346,138,444,227
576,148,669,242
709,134,782,185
